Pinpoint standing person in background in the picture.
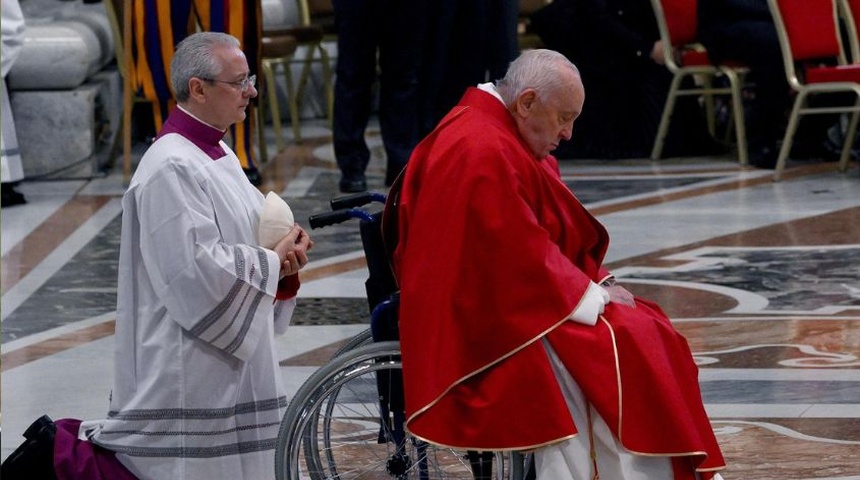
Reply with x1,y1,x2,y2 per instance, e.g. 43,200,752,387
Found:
392,49,726,479
698,0,790,168
1,0,27,207
417,0,518,136
331,0,426,193
531,0,719,160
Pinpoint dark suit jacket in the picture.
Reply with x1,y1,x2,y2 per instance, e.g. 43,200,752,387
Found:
531,0,717,159
532,0,659,81
699,0,771,29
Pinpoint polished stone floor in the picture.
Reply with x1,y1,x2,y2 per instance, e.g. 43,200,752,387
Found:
2,120,859,479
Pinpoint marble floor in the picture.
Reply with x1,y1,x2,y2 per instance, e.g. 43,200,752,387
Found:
2,120,859,479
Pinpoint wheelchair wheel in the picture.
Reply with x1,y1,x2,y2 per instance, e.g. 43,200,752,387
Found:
275,341,507,480
330,327,373,359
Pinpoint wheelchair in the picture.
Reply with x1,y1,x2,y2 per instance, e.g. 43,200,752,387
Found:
274,192,532,480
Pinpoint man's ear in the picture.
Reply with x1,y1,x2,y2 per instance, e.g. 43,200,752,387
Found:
515,89,537,117
188,77,208,101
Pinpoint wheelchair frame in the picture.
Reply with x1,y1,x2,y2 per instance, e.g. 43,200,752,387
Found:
274,192,531,480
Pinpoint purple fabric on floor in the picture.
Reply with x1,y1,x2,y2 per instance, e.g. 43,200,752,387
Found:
53,419,138,480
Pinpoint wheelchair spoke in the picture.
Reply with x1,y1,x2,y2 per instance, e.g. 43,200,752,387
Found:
276,342,508,480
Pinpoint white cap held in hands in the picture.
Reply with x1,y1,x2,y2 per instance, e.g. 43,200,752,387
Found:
258,191,295,249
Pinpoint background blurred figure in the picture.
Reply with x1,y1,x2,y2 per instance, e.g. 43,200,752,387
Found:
532,0,719,160
699,0,847,168
332,0,518,193
1,0,27,207
417,0,518,136
698,0,790,168
331,0,426,193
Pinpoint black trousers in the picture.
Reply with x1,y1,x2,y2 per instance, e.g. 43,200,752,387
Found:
701,19,790,151
332,0,425,185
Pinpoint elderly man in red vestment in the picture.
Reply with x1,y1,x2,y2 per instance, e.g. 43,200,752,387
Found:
392,49,726,479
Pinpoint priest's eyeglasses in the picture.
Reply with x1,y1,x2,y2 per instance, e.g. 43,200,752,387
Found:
201,74,257,93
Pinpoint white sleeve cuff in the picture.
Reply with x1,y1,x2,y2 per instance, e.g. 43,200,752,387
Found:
568,282,610,326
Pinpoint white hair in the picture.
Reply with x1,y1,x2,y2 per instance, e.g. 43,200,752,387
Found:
496,49,580,105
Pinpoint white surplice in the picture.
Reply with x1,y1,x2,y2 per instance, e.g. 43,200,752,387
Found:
89,132,294,480
1,0,26,184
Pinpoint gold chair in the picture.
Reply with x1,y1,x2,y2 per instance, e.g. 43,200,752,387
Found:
259,33,300,157
649,0,749,164
838,0,859,62
260,2,332,146
295,0,335,124
767,0,860,180
104,0,147,184
302,0,336,42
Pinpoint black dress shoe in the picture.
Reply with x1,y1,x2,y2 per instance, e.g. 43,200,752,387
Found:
339,178,367,193
1,183,26,208
750,144,778,169
1,415,58,480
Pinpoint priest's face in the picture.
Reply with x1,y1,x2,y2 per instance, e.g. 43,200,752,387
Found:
515,71,584,159
202,46,259,130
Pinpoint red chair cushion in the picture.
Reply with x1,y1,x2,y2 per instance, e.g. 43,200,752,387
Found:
805,64,860,83
680,49,711,66
680,49,746,70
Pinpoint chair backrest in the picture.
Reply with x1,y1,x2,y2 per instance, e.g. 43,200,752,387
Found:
520,0,550,16
662,0,698,46
650,0,701,70
381,171,405,272
848,0,860,30
307,0,334,16
770,0,843,61
768,0,846,85
299,0,335,36
518,0,552,49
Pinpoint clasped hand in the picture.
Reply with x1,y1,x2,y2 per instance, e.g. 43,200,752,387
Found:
275,225,313,278
605,284,636,309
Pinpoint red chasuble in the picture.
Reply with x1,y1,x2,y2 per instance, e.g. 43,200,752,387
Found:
393,88,725,478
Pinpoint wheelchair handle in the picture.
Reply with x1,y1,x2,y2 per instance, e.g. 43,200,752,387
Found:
330,192,387,210
309,208,376,229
